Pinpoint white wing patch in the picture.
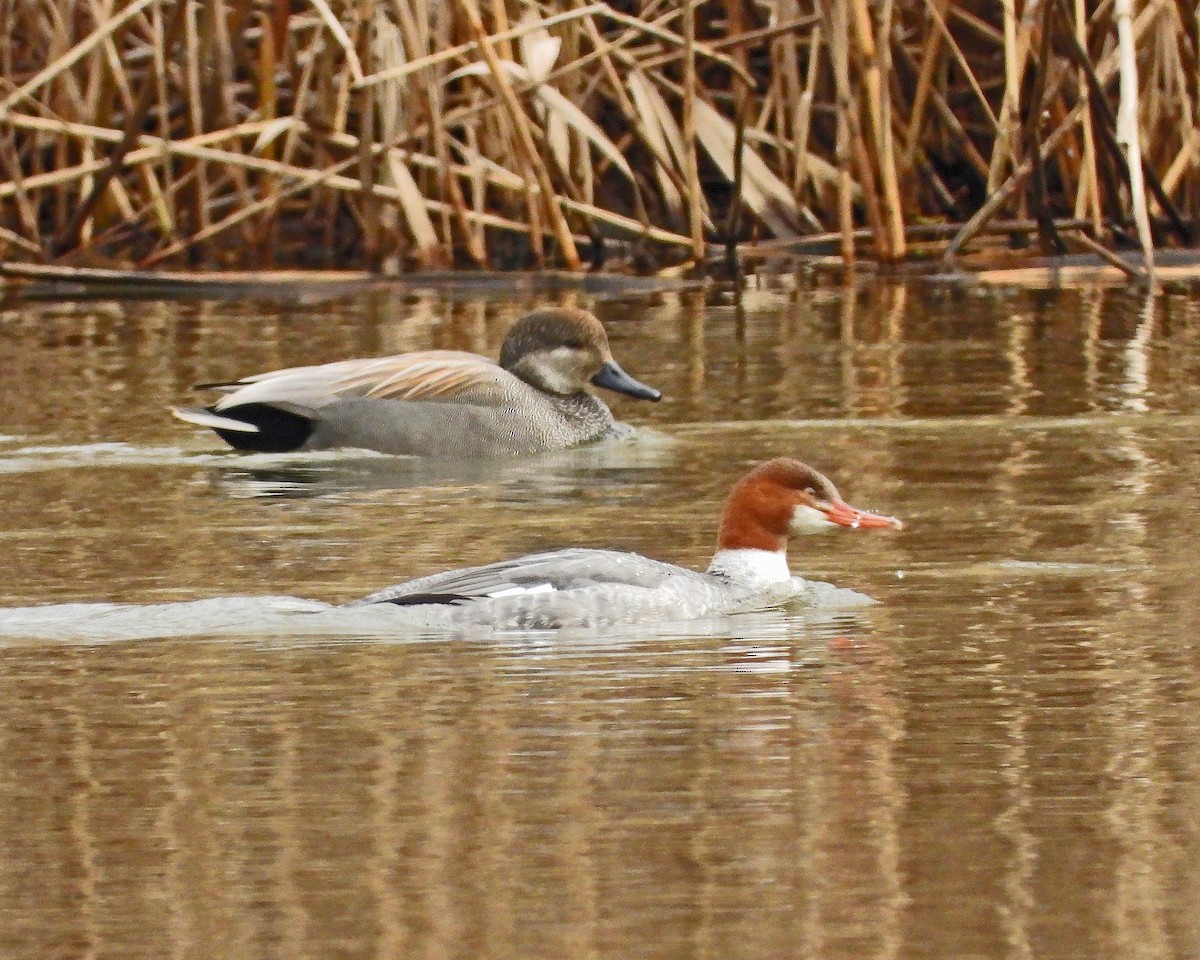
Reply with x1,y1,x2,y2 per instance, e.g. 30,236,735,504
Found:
486,583,557,598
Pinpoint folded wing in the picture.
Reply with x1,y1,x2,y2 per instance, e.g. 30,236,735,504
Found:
208,351,522,412
344,548,681,607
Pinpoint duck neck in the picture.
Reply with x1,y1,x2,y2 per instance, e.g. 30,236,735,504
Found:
707,493,793,587
545,390,613,427
706,548,791,587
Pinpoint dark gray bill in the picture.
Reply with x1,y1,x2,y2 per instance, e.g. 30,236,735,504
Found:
590,361,662,401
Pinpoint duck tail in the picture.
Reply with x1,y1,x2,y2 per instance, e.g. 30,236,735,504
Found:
170,405,261,433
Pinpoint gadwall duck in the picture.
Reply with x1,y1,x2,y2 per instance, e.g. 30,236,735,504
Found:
171,307,661,456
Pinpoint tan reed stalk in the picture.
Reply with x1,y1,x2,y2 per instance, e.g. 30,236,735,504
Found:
488,0,513,61
705,13,822,53
823,0,855,263
902,0,946,173
442,164,488,266
138,161,174,238
921,0,999,131
1145,5,1192,216
851,0,904,258
402,0,457,265
353,6,604,90
182,0,211,239
848,103,887,260
354,7,382,267
603,6,753,83
791,23,821,198
0,0,159,117
570,0,653,230
0,222,41,255
455,0,579,268
987,0,1022,194
150,0,178,238
1160,128,1197,197
1072,0,1103,230
1114,0,1154,276
257,9,278,148
3,0,1197,272
891,35,992,181
1071,226,1149,281
460,122,491,265
255,5,280,262
769,0,802,187
723,0,751,257
827,1,886,257
87,0,134,116
681,0,704,262
947,4,1003,43
947,0,1165,258
0,135,40,245
309,0,364,82
558,198,692,247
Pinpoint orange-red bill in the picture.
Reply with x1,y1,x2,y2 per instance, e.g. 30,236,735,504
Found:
824,499,904,530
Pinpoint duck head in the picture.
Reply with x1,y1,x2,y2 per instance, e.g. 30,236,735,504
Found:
499,307,661,401
717,458,903,553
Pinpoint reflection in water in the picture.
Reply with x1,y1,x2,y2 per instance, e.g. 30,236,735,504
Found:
1120,293,1156,414
2,280,1200,959
0,618,885,960
206,431,681,500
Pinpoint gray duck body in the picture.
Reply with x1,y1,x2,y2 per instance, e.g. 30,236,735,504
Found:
302,388,621,457
342,547,799,630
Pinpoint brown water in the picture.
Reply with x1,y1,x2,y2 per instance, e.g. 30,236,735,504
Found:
2,278,1200,959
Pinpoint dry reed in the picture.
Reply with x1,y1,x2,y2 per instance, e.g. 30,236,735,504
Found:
0,0,1196,273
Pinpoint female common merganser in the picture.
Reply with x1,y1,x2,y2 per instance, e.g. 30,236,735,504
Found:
343,458,902,629
171,307,661,456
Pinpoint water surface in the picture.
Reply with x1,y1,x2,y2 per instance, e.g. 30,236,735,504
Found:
2,278,1199,959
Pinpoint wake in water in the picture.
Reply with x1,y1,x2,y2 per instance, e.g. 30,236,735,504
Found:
0,597,373,643
0,586,874,645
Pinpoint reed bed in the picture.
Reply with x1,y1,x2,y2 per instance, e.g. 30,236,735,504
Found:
0,0,1196,273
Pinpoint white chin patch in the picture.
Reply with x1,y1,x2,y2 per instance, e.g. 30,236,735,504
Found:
789,504,836,535
539,347,588,393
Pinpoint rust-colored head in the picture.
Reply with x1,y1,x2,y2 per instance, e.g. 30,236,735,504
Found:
716,458,903,552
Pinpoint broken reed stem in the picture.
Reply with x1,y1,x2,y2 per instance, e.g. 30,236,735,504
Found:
1070,224,1149,282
